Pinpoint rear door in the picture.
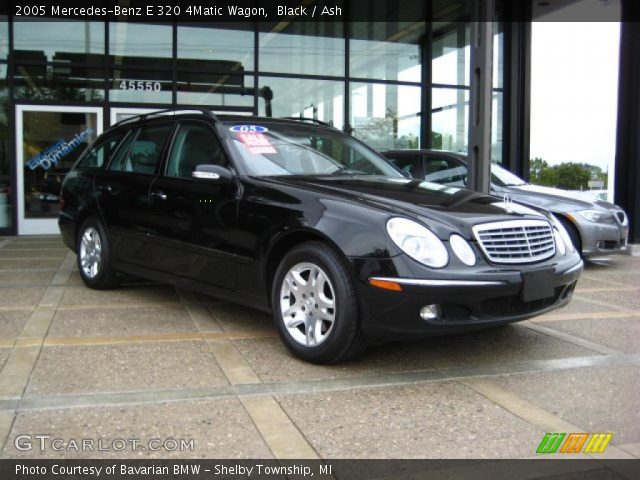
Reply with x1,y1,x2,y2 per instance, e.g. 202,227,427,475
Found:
94,121,175,265
144,120,239,289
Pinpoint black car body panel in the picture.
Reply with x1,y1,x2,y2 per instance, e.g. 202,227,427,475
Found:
60,113,582,345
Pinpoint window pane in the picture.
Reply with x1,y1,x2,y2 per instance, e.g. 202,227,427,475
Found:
491,90,503,163
350,82,421,150
14,64,105,101
259,77,344,129
0,17,8,60
76,131,126,169
111,124,173,174
109,70,172,104
13,20,104,63
432,23,470,86
22,111,98,219
109,23,172,61
0,65,9,228
259,22,344,76
350,22,423,82
177,72,254,108
177,23,254,70
166,124,226,178
431,87,468,153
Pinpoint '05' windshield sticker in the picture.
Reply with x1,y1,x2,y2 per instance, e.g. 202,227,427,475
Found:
237,132,277,155
229,125,269,133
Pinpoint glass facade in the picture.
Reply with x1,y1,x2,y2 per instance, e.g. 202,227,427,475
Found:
1,5,508,233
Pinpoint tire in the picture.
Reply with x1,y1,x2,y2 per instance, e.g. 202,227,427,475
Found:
271,241,366,364
556,215,583,257
76,216,119,290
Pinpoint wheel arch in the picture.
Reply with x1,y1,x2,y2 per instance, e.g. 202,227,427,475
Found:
553,212,583,253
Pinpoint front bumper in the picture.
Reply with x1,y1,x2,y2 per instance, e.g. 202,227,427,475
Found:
350,255,583,342
573,216,628,257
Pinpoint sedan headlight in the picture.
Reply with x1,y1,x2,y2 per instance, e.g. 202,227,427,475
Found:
450,234,476,266
576,209,614,224
551,216,575,253
386,217,449,268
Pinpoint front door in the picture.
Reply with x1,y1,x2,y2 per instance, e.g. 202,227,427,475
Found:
145,120,238,290
16,105,103,235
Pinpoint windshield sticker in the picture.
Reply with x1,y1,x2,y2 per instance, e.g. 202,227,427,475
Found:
229,125,269,133
237,132,277,155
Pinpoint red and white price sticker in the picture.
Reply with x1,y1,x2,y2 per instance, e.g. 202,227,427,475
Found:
238,133,277,155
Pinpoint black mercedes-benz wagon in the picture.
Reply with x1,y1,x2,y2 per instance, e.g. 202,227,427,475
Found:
59,109,583,363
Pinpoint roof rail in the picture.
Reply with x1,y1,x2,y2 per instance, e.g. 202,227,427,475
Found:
113,108,220,127
279,116,333,128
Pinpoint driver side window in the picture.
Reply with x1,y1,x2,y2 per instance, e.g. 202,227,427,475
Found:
166,123,227,179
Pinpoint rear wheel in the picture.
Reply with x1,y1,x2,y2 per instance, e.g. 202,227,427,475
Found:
272,242,366,364
77,217,119,289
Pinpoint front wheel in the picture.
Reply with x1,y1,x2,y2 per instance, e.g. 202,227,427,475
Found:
76,217,119,289
272,242,366,364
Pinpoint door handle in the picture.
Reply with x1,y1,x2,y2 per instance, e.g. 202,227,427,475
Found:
97,184,112,193
150,190,167,201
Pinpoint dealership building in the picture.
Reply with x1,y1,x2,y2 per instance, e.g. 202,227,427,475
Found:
0,0,637,242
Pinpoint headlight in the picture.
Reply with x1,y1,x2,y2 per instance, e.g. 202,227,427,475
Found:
576,209,613,224
450,234,476,266
553,229,566,256
386,218,449,268
551,216,575,253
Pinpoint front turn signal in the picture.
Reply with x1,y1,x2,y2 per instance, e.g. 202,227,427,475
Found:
369,279,402,292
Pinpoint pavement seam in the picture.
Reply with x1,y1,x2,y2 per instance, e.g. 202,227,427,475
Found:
532,311,638,322
521,322,622,355
459,378,635,462
0,239,14,249
0,251,68,454
573,293,636,313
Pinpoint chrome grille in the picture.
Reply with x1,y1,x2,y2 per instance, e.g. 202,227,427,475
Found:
472,219,556,264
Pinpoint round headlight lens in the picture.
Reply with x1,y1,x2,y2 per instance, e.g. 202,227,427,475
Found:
386,218,449,268
450,234,476,266
554,229,566,256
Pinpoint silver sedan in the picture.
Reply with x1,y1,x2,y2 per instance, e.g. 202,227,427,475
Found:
382,149,629,258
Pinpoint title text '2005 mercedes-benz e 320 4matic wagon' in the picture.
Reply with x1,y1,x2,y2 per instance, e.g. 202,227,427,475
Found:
59,110,583,364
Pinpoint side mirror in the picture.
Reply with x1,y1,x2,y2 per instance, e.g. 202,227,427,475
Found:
192,164,233,183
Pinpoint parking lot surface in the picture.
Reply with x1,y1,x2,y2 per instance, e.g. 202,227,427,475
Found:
0,235,639,459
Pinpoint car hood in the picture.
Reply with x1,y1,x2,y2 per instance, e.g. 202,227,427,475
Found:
261,176,550,237
502,184,611,211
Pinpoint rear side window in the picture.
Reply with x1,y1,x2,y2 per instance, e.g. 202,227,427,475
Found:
165,123,227,179
75,131,126,169
109,123,173,174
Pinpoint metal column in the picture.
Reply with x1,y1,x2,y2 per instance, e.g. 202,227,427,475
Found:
466,0,495,194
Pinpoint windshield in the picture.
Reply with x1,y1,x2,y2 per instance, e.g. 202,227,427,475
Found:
491,163,526,186
225,122,403,177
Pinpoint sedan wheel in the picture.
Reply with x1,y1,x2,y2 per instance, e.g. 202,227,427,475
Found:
272,241,366,364
76,217,119,289
79,227,102,279
280,262,336,347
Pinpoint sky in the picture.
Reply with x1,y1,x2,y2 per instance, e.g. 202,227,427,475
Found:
530,9,621,173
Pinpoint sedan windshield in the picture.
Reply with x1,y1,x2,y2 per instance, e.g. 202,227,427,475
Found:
225,122,403,177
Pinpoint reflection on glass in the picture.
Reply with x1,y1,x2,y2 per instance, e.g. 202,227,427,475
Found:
178,23,254,69
432,24,470,86
259,77,344,129
14,64,105,101
491,91,503,163
177,72,254,107
350,22,423,82
431,87,468,153
22,111,97,218
0,65,9,228
350,82,421,151
109,70,172,104
13,21,104,63
259,22,344,76
0,18,8,60
110,23,172,60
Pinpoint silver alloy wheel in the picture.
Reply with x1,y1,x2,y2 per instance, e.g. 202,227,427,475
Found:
279,262,336,347
79,227,102,279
